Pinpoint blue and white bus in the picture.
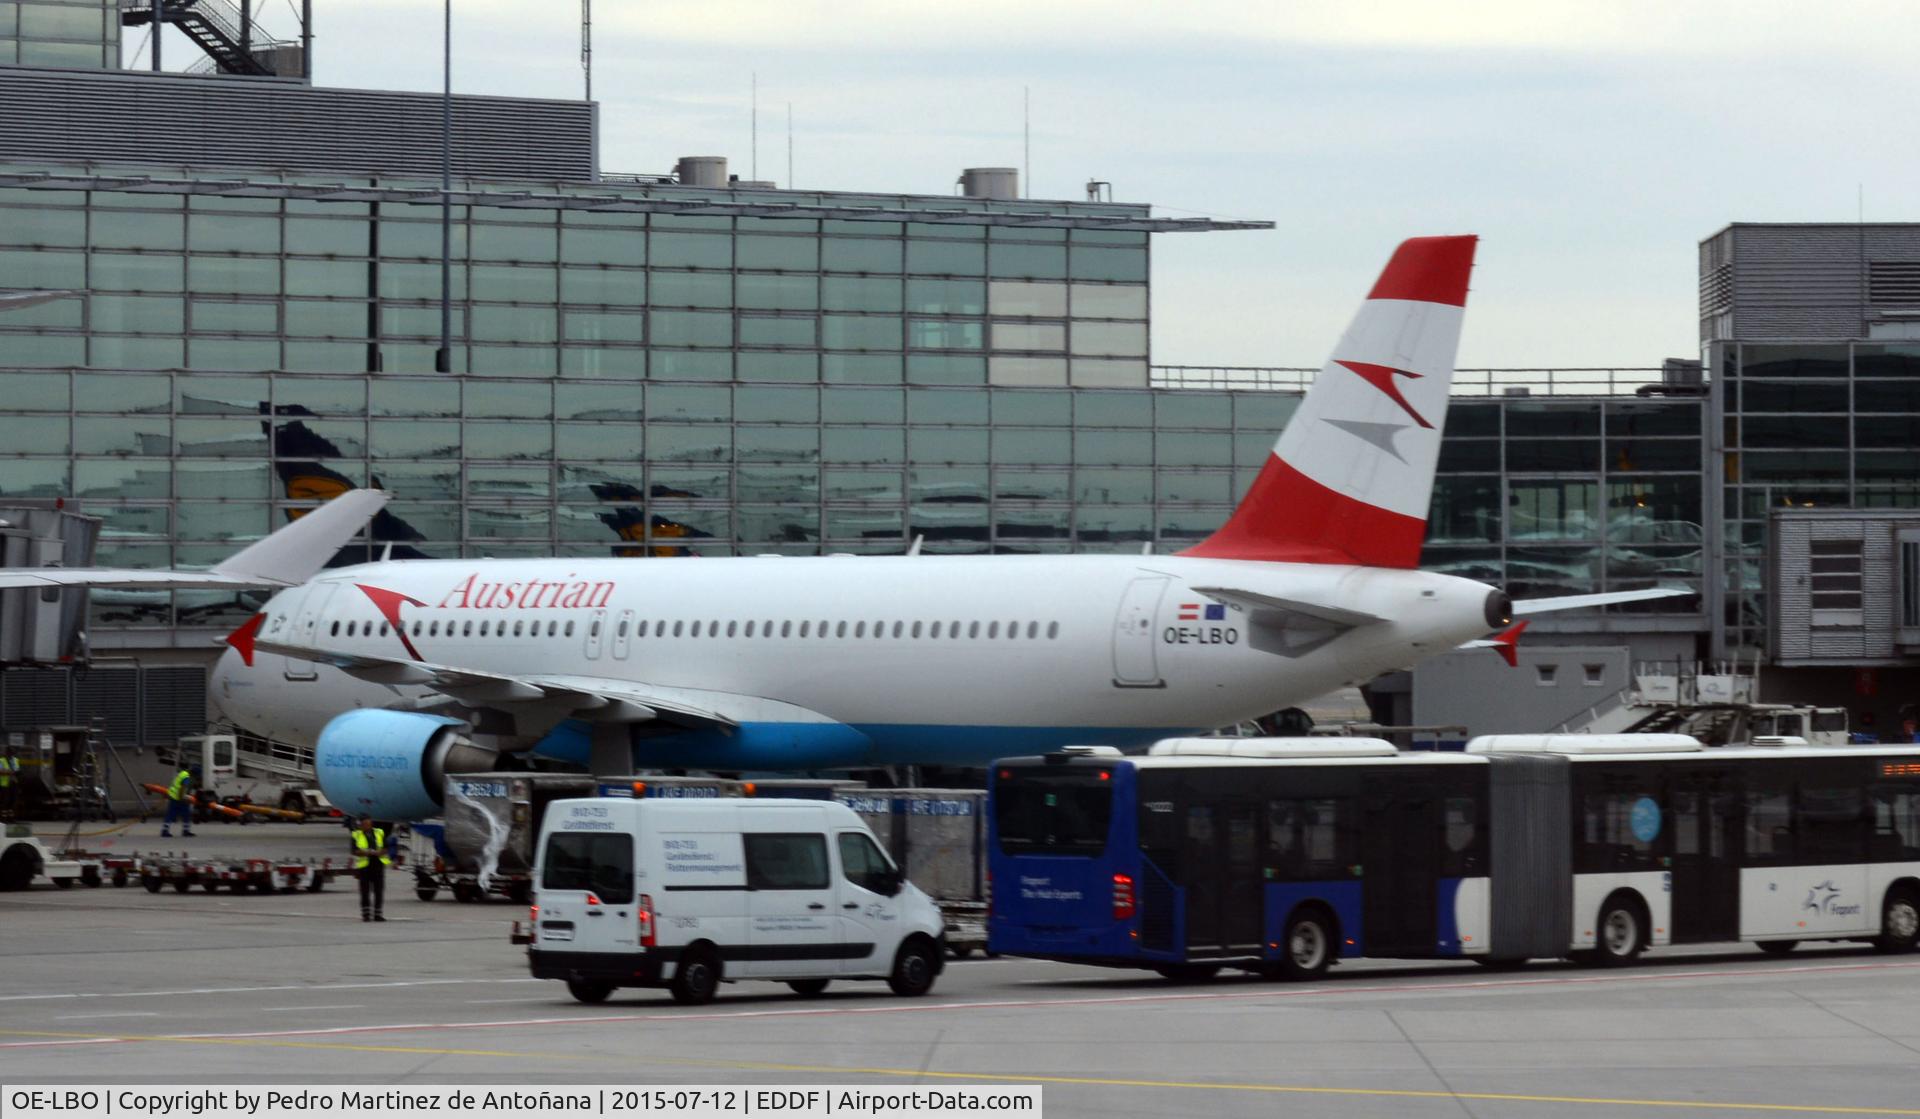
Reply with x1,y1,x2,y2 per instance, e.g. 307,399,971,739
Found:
986,736,1920,980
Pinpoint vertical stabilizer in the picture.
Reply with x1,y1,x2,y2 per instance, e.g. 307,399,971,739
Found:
1182,235,1476,567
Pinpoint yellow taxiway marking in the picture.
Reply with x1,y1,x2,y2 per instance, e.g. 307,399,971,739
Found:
3,1027,1918,1115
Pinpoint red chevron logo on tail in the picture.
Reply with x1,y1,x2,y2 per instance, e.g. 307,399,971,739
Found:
1334,360,1432,429
357,583,428,660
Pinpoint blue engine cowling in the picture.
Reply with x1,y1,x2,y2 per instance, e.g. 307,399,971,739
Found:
315,710,494,821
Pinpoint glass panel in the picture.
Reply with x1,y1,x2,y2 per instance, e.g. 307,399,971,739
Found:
825,468,903,501
286,258,368,298
285,300,370,338
737,385,819,423
560,266,645,304
737,466,818,502
1068,246,1146,282
189,214,279,253
371,419,461,458
557,381,644,421
188,256,279,294
909,428,987,463
91,210,184,251
192,299,277,333
0,414,68,454
1071,284,1147,318
1158,393,1232,428
992,428,1070,464
560,228,645,266
176,460,269,499
906,239,985,275
822,353,902,383
1156,430,1232,466
738,505,819,542
822,425,904,464
89,252,182,291
177,374,269,414
1743,344,1848,377
554,421,642,460
75,459,163,499
651,310,732,346
467,464,551,499
988,356,1067,386
1509,479,1601,541
1158,471,1232,504
737,425,819,461
471,223,557,262
1076,468,1153,503
466,380,552,419
1607,401,1700,436
377,463,461,500
286,218,369,255
648,384,730,421
909,319,983,350
736,234,817,270
74,371,169,413
738,314,815,346
176,502,269,542
1505,438,1599,472
649,232,731,268
1739,381,1848,413
823,276,902,312
0,205,83,248
989,242,1066,279
822,237,902,274
822,314,902,350
647,424,732,462
371,378,459,418
463,420,552,459
907,354,985,384
906,279,986,315
90,294,183,333
649,350,732,380
992,322,1065,351
737,273,818,310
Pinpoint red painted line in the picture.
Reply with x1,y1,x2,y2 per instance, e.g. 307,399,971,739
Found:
5,956,1919,1052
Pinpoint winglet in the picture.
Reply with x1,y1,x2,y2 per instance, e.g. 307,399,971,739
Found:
225,612,266,667
211,489,390,586
1491,621,1529,667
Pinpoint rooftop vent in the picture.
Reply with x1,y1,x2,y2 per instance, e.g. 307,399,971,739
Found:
674,156,728,188
958,167,1018,200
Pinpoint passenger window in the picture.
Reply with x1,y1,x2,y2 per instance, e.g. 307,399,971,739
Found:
564,620,575,637
1797,785,1864,863
1580,784,1660,869
1027,621,1039,639
1443,795,1482,875
673,620,684,637
541,833,634,904
782,621,792,637
412,621,423,636
1047,621,1059,639
837,832,896,894
744,620,756,637
379,622,390,636
853,621,865,638
744,833,830,890
951,620,962,638
1873,788,1920,860
891,621,903,638
513,620,524,637
1266,798,1351,880
547,620,557,636
589,620,600,638
837,620,848,638
800,621,811,638
1745,787,1794,863
728,620,739,637
969,621,981,638
1006,619,1018,638
929,621,941,638
817,619,829,635
911,621,923,638
464,621,474,637
987,621,999,638
617,619,628,637
330,621,340,637
429,621,439,637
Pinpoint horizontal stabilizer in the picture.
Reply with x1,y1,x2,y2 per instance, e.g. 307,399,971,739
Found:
0,489,389,592
1457,620,1530,667
1188,586,1386,629
1513,587,1690,616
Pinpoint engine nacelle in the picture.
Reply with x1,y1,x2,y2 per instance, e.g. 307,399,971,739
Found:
315,710,496,821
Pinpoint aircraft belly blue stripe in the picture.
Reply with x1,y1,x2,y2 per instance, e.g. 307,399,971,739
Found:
529,721,1187,769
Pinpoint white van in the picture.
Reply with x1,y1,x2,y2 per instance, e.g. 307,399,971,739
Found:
524,797,948,1005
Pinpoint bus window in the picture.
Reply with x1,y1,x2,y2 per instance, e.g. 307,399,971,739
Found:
995,777,1113,856
1797,785,1865,863
1579,784,1661,871
1267,798,1350,880
212,739,236,771
1744,786,1794,863
1871,788,1920,861
1442,795,1482,875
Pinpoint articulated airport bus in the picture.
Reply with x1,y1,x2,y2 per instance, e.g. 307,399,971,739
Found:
985,737,1920,979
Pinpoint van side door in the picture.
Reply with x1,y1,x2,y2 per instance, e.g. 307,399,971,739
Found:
833,829,903,975
741,813,840,977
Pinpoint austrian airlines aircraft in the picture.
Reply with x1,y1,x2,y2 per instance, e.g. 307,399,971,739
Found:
2,237,1678,820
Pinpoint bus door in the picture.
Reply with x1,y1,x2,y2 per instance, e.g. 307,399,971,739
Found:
1668,775,1739,943
1362,790,1440,955
1180,800,1264,954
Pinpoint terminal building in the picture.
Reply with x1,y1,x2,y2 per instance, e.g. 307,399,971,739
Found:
0,5,1914,749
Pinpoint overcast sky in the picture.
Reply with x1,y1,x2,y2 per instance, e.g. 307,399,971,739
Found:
160,1,1920,369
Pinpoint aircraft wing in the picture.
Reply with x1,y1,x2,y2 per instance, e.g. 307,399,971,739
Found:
1512,587,1691,615
248,634,746,729
0,489,390,592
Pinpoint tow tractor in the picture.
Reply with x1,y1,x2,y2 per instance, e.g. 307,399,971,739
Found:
0,826,104,891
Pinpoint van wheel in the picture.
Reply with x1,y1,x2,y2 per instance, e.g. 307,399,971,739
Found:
887,939,939,997
1591,893,1646,966
786,979,831,998
0,845,41,891
1758,940,1798,955
1277,907,1335,980
566,979,614,1005
415,888,438,903
1876,886,1919,953
669,949,721,1005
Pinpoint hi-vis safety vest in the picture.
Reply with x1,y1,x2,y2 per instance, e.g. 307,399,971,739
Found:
353,828,391,869
0,756,17,788
167,769,190,801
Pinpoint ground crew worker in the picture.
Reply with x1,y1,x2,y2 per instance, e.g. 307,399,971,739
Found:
0,746,19,820
159,763,195,838
352,815,391,922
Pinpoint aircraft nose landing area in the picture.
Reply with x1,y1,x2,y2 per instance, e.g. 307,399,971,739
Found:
6,885,1920,1118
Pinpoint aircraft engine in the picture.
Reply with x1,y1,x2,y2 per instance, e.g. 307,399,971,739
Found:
315,710,497,821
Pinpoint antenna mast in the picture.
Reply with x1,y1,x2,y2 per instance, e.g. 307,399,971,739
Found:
751,72,758,182
581,0,592,102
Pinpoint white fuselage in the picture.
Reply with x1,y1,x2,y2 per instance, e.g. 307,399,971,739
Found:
211,553,1501,767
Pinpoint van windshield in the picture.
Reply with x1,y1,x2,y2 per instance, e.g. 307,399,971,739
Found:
541,833,634,903
995,770,1114,856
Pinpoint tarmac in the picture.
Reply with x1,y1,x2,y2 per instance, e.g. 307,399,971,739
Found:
4,821,1920,1117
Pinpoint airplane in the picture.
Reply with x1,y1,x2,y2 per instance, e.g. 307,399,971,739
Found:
4,237,1683,821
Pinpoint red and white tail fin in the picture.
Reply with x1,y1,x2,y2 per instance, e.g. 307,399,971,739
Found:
1182,235,1476,568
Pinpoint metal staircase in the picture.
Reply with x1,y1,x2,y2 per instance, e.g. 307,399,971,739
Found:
121,0,297,77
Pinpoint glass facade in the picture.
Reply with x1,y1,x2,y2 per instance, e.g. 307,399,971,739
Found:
1,0,120,68
1716,341,1920,653
1424,397,1706,609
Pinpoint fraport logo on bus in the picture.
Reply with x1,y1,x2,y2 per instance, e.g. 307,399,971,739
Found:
1802,880,1863,918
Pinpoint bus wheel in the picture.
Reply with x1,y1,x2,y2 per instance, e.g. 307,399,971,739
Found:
1277,907,1334,980
1757,940,1798,955
566,979,614,1005
1153,963,1222,983
1876,886,1919,953
1593,894,1646,966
